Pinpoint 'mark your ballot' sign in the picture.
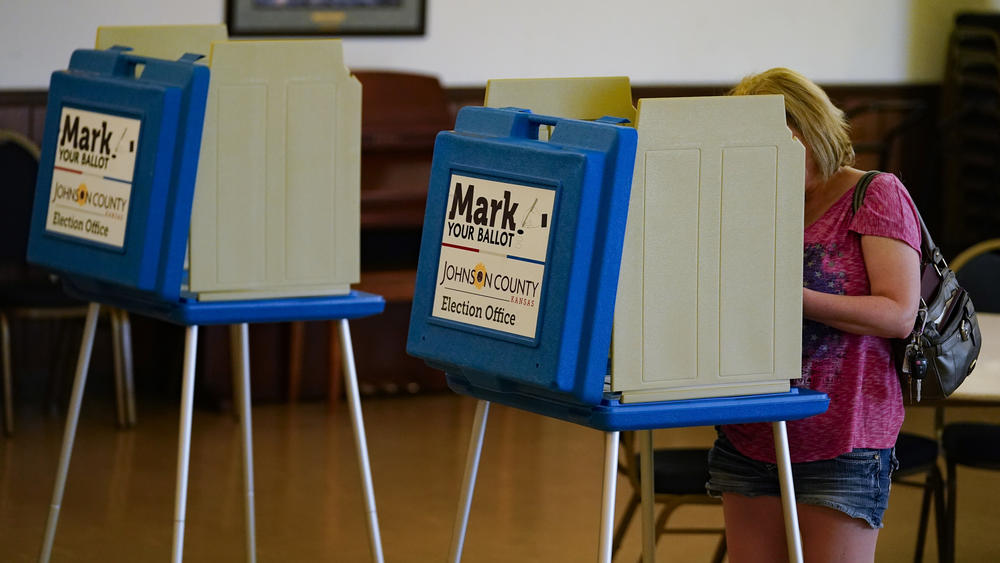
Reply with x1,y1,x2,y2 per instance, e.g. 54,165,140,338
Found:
45,107,141,248
28,46,209,301
434,173,555,338
408,107,636,405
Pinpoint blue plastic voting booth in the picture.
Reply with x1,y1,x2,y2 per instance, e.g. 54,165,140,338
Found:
27,46,386,563
407,106,636,405
28,46,206,303
407,106,829,562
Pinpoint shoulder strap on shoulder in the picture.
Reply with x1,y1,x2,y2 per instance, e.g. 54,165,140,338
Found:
850,170,943,271
851,170,883,215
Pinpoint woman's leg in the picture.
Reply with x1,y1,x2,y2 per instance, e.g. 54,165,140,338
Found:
722,493,879,563
721,493,788,563
798,502,879,563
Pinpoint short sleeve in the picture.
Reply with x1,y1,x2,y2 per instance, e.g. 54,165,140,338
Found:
848,173,922,256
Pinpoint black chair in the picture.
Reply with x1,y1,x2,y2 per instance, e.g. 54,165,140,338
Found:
0,130,134,435
941,423,1000,563
612,431,725,562
891,431,948,562
938,239,1000,563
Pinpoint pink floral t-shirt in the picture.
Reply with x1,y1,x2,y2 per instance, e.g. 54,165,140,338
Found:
723,173,921,463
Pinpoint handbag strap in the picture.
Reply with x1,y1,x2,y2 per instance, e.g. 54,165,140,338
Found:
850,170,946,273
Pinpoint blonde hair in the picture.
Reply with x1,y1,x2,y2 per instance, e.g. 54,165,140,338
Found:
729,68,854,180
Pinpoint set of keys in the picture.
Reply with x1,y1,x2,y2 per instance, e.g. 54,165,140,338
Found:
901,310,929,402
903,341,928,402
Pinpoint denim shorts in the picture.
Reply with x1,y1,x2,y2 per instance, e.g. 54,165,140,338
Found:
705,430,898,528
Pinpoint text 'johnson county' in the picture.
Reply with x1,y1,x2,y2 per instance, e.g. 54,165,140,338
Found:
438,261,540,298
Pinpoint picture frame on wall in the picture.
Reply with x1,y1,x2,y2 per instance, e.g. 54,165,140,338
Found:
227,0,426,36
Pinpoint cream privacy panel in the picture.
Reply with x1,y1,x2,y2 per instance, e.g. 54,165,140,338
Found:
719,146,777,377
484,77,636,123
95,25,227,60
612,94,804,403
640,149,700,385
188,40,361,301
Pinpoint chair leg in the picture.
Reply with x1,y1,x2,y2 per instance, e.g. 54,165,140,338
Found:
710,533,727,563
945,460,958,563
231,324,257,563
914,470,933,562
611,495,640,557
171,325,199,563
230,328,242,423
931,465,947,563
638,430,655,563
338,319,384,563
600,431,621,563
632,502,686,563
287,321,304,402
118,310,136,427
449,399,490,563
2,312,13,436
39,303,101,563
110,309,126,428
327,320,343,408
772,420,803,563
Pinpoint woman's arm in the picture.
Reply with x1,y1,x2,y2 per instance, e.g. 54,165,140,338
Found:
802,235,920,338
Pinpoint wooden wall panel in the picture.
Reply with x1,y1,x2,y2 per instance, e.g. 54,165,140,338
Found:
1,83,947,404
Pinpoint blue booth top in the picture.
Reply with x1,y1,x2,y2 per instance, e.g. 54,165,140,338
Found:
27,46,209,303
407,106,637,406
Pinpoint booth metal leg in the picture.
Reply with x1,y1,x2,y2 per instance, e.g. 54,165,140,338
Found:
599,431,620,563
772,420,803,563
39,302,101,563
638,429,656,563
110,310,126,428
171,325,198,563
449,399,490,563
118,310,136,427
231,324,257,563
338,319,384,563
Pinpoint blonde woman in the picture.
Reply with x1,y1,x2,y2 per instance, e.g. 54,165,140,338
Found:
706,68,921,562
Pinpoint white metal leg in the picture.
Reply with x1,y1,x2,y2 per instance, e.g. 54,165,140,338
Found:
639,429,655,563
449,399,490,563
230,324,257,563
337,319,384,563
119,310,137,427
599,431,620,563
171,325,199,563
2,313,13,436
110,309,126,428
772,420,803,563
39,302,101,563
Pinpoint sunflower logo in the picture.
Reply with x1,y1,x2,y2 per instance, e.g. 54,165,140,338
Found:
472,263,487,289
76,183,88,206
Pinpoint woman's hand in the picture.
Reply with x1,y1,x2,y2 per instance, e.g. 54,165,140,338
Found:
802,235,920,338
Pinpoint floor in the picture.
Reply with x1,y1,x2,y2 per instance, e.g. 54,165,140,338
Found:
1,390,999,562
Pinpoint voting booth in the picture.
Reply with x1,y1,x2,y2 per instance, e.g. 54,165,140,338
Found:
407,78,827,562
27,31,385,563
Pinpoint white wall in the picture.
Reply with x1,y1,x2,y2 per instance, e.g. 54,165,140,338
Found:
2,0,997,89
